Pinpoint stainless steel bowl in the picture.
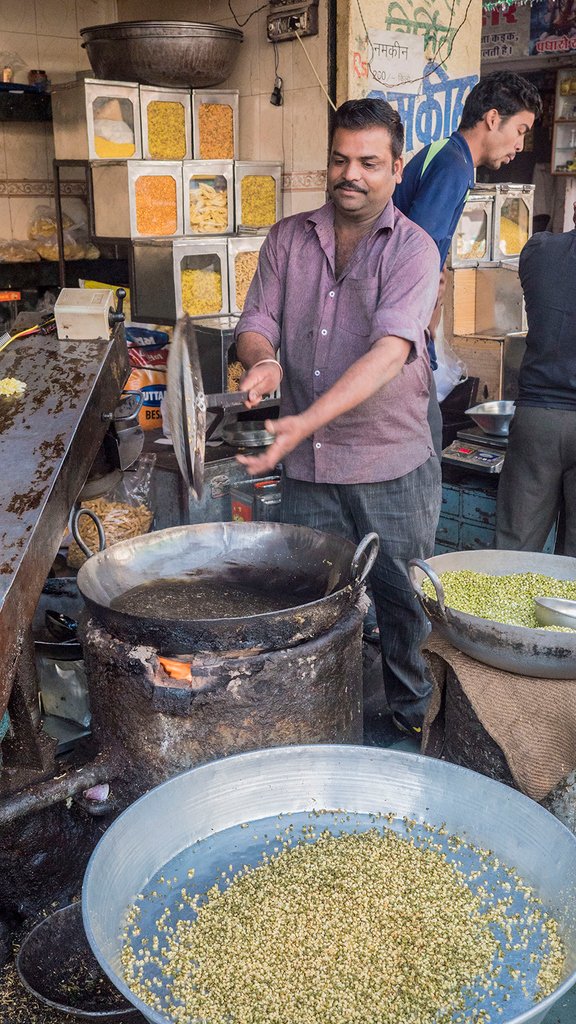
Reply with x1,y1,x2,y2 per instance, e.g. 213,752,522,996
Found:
83,745,576,1024
80,21,243,89
465,400,516,436
222,420,275,448
534,596,576,629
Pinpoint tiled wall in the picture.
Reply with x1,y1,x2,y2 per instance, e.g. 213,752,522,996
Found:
116,0,330,217
0,0,117,241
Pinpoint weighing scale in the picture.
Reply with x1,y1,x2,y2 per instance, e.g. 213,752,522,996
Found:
442,426,508,474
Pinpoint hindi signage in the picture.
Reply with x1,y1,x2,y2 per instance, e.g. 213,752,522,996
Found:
367,29,425,96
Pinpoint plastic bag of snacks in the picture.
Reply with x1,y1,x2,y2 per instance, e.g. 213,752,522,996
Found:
0,238,40,262
67,454,156,569
125,325,171,431
28,205,100,261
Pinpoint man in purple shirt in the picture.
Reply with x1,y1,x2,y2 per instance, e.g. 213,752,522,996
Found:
234,98,441,736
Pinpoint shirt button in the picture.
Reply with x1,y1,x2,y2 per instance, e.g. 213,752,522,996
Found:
321,329,327,336
315,442,321,449
329,291,335,298
314,370,320,377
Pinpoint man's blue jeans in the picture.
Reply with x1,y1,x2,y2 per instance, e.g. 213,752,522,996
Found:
279,457,442,726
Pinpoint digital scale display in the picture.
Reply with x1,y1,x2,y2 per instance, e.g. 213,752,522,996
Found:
442,440,505,473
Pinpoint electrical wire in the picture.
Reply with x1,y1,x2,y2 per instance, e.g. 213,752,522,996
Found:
227,0,269,28
293,28,337,112
0,318,55,354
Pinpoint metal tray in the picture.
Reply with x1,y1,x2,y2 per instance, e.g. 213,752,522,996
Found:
83,745,576,1024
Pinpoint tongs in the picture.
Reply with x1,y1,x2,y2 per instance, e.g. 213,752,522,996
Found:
166,317,248,501
534,597,576,629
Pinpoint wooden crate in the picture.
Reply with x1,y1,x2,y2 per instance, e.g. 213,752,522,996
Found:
449,334,505,402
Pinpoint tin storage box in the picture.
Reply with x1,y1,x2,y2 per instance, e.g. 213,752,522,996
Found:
227,236,266,313
183,161,234,235
173,239,230,318
234,162,282,231
192,89,239,160
91,160,184,239
52,78,141,160
140,85,192,161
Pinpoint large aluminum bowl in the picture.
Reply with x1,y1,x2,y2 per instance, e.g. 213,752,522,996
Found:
466,399,516,436
83,745,576,1024
409,549,576,677
80,21,243,89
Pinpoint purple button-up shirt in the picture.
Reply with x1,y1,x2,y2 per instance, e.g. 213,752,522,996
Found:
236,199,440,484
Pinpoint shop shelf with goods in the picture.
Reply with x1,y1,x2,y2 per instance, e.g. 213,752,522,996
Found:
52,78,141,160
183,161,234,235
140,85,192,161
192,89,239,160
552,69,576,175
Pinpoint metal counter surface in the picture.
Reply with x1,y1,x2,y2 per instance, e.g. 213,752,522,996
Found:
0,327,128,718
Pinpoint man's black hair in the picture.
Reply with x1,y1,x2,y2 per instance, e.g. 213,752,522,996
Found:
330,99,404,160
459,71,542,130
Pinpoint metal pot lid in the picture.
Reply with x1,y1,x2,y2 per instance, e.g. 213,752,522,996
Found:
166,318,248,501
166,318,206,503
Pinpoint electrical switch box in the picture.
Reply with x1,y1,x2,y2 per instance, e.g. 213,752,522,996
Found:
267,3,318,41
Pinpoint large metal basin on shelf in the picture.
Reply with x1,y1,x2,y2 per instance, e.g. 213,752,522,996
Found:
409,549,576,677
80,21,243,89
83,744,576,1024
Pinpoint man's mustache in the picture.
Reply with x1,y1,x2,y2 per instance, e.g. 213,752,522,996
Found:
334,181,368,194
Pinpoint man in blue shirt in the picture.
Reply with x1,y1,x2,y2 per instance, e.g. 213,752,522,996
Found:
394,71,542,268
395,72,542,456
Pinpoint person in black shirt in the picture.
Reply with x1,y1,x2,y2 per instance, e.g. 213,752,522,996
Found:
496,203,576,556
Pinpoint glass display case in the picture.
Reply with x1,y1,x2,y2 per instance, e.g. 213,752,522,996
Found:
492,184,534,261
173,239,230,318
140,85,192,161
552,68,576,175
449,193,494,268
52,79,141,161
183,161,234,235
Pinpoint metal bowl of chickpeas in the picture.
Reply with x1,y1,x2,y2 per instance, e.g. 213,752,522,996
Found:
409,548,576,677
81,21,243,89
83,744,576,1024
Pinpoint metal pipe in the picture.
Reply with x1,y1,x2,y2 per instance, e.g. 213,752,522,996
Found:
0,756,113,826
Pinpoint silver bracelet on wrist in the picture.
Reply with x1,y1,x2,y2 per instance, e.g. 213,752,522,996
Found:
250,358,284,382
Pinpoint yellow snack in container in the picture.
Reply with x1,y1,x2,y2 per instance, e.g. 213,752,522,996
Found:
181,269,222,316
147,101,186,160
240,176,277,227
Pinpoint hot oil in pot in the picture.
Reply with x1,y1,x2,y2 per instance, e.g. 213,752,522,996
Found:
110,568,326,620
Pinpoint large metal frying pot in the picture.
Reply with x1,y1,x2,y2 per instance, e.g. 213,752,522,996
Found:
80,21,243,89
409,549,576,678
82,744,576,1024
75,519,378,654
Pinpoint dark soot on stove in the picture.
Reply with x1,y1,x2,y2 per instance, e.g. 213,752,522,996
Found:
110,568,326,620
